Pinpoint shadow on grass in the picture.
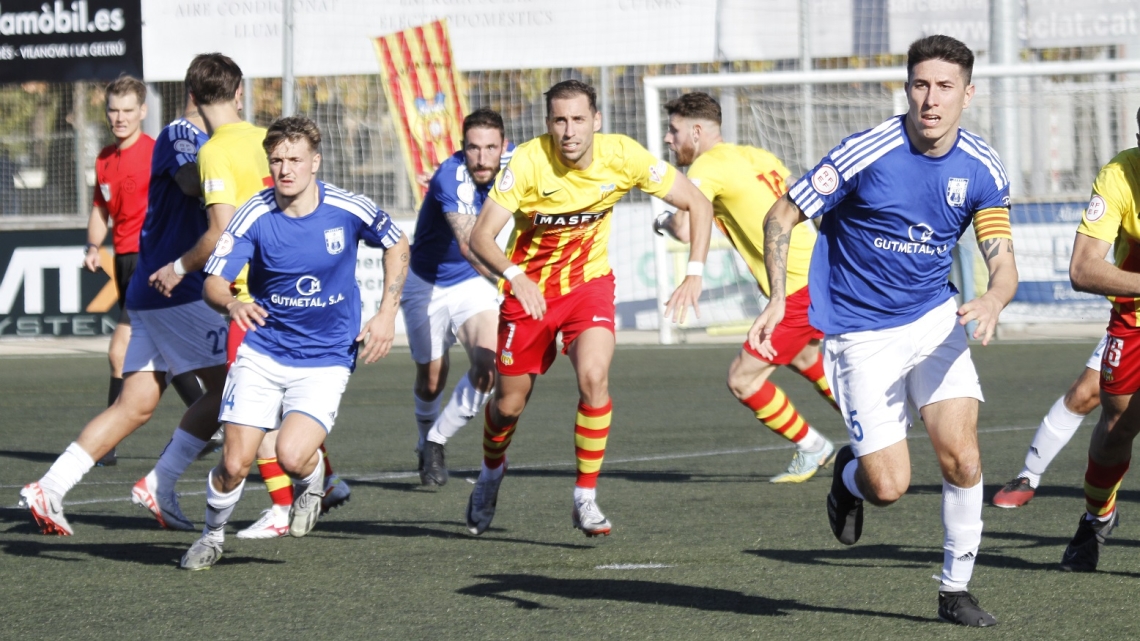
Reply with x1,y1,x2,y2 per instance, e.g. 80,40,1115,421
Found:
0,538,283,569
457,573,932,622
316,519,595,550
0,449,62,464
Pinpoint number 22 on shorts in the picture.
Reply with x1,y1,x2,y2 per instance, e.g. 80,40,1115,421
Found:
847,410,863,442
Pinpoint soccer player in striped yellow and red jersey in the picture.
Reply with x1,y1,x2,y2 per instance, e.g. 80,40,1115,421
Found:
1060,106,1140,572
658,92,838,484
466,80,714,537
147,53,349,539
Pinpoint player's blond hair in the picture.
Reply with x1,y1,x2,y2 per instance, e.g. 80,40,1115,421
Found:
104,74,146,106
263,115,322,155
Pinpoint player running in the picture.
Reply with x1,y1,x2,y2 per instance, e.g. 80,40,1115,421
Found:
403,108,511,486
1058,106,1140,572
464,80,713,537
992,337,1104,507
752,35,1017,626
83,76,204,466
18,86,230,536
150,53,349,538
658,92,838,483
180,116,408,570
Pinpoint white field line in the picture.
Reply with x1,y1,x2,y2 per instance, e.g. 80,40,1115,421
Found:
595,563,676,570
0,424,1037,509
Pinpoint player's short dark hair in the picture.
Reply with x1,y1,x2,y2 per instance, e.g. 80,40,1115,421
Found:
544,80,597,117
907,35,975,84
185,53,243,106
663,92,722,125
463,108,504,140
105,74,146,106
263,115,322,155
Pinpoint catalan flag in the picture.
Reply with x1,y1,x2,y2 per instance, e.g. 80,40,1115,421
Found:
373,19,469,208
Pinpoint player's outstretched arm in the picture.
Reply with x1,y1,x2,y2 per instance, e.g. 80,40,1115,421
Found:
151,202,236,296
445,211,496,280
472,198,546,320
1070,232,1140,297
204,274,266,331
748,195,806,359
958,234,1018,345
662,176,713,324
83,204,110,273
358,234,410,364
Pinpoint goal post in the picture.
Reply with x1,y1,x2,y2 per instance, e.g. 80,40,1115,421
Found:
645,58,1140,344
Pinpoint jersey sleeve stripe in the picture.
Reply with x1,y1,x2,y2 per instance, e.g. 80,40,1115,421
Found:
840,136,905,180
831,118,902,166
228,192,273,236
205,255,227,275
959,131,1008,183
956,138,1007,191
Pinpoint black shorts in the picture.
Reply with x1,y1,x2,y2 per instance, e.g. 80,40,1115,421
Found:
113,252,138,323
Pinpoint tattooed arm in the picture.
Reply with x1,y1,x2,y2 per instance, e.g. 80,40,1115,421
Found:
747,195,808,360
957,226,1018,346
357,234,410,364
445,211,496,280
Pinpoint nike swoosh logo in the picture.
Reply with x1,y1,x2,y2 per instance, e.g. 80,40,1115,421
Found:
592,316,611,323
542,188,562,197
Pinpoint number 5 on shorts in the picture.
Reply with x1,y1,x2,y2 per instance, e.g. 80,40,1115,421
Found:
847,410,863,442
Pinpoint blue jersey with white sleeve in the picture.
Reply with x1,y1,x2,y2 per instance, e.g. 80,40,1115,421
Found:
788,116,1010,334
409,146,513,286
125,118,210,310
205,181,404,369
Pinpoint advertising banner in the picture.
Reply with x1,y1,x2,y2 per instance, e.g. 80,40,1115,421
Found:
0,229,120,336
0,0,142,83
374,20,468,209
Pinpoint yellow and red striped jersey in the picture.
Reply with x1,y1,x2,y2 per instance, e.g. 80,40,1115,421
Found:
490,133,677,298
687,143,815,297
1076,147,1140,326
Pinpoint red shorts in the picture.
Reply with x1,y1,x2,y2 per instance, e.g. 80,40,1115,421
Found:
743,286,823,366
497,273,616,376
1102,318,1140,395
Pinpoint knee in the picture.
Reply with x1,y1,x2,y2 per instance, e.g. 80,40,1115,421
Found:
1067,384,1101,416
861,467,910,506
493,393,526,423
725,368,760,401
941,453,982,488
217,456,250,490
577,368,609,400
471,359,497,394
276,449,307,477
414,376,444,400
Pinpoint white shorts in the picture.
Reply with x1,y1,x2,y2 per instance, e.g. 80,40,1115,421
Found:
1086,334,1109,372
823,297,983,457
123,301,228,376
219,344,350,432
401,269,499,364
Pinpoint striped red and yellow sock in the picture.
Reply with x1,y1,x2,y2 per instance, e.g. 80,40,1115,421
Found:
574,400,611,489
742,381,809,443
1084,456,1130,518
256,457,293,507
319,444,334,477
795,353,838,411
482,405,516,470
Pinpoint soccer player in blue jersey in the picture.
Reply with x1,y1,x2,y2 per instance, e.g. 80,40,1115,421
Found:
19,94,230,535
402,108,510,486
181,116,409,570
751,35,1017,626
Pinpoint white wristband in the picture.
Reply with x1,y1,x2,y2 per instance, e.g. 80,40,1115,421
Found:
502,265,524,281
686,261,704,277
172,258,187,276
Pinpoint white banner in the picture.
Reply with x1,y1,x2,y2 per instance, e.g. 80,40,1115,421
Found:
142,0,718,81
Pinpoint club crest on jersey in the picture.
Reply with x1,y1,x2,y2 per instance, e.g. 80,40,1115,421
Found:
500,350,514,366
174,139,196,154
811,165,839,195
649,160,667,184
599,183,615,198
946,178,969,208
324,227,345,254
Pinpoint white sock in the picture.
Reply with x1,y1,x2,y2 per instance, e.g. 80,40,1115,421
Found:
428,374,492,445
478,460,505,482
795,428,826,453
1022,395,1086,482
573,486,596,503
842,459,865,500
204,469,244,541
40,442,95,498
940,478,984,592
154,428,208,498
414,393,441,449
295,449,324,492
